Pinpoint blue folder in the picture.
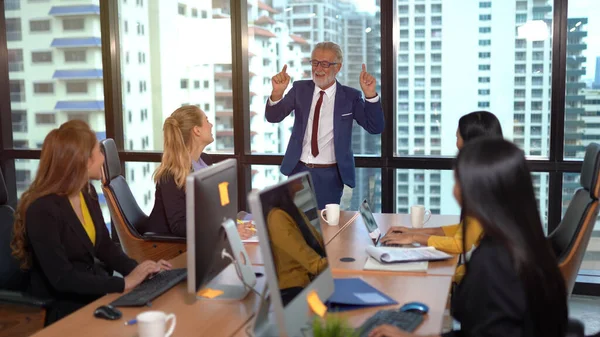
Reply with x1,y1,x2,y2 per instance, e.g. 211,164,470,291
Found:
326,278,398,312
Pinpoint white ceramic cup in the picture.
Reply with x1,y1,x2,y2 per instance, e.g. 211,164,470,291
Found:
320,204,341,226
410,205,431,228
137,311,176,337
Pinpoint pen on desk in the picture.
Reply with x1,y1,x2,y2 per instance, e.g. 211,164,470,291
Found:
124,319,137,326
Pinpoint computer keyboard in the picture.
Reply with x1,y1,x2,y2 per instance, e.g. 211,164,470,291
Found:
358,310,424,337
110,268,187,307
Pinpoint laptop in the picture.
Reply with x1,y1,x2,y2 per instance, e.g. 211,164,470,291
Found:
358,199,418,248
358,199,389,247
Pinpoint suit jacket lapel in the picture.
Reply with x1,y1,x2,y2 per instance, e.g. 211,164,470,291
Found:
301,81,316,133
333,81,346,143
61,194,96,254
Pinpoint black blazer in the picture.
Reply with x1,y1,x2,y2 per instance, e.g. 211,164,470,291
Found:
443,236,534,337
25,185,137,323
139,153,212,237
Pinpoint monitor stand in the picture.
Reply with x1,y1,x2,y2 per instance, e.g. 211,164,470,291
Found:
197,218,257,301
252,285,279,337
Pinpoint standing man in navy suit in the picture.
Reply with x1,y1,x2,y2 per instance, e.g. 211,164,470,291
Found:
265,41,384,209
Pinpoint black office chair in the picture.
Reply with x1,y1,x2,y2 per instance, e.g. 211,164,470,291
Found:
99,139,186,262
0,168,52,335
548,143,600,295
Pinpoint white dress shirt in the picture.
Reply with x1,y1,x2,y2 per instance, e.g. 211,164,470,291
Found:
269,81,380,165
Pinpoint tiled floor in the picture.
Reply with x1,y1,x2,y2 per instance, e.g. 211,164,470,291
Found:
570,295,600,336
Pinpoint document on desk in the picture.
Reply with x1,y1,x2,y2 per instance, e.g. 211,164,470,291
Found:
363,256,428,272
366,246,451,264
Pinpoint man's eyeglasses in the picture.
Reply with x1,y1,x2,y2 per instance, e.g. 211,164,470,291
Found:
309,59,339,68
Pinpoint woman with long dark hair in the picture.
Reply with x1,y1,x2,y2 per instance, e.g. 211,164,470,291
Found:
369,138,567,337
263,178,327,305
11,120,171,324
382,111,502,256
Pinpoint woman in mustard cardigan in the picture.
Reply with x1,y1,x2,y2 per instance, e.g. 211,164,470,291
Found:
264,178,328,306
381,111,503,261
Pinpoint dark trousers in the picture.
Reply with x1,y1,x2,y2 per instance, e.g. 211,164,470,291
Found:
291,162,344,210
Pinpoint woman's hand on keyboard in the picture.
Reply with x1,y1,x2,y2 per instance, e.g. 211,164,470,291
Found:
124,260,161,291
368,325,415,337
387,226,413,235
157,259,172,271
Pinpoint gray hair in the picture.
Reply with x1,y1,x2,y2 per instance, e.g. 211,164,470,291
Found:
313,41,343,64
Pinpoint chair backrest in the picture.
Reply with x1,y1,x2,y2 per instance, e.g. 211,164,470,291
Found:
0,168,28,291
548,143,600,294
100,139,148,239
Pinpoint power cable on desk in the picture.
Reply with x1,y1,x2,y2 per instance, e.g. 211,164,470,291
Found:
325,212,360,246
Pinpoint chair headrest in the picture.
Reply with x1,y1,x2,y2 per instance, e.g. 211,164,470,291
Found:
0,168,8,205
580,142,600,199
100,139,122,184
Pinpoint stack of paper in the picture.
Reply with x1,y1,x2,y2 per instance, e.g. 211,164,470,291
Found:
366,246,452,263
363,257,428,272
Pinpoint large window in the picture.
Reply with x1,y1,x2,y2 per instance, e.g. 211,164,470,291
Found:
248,1,381,156
5,0,105,149
396,1,553,158
118,0,232,153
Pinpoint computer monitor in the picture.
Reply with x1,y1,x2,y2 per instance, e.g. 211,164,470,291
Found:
248,172,334,336
186,158,256,301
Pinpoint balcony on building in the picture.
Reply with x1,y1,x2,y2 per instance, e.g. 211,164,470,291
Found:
48,4,100,16
55,101,104,111
51,37,102,48
53,69,103,80
566,68,586,77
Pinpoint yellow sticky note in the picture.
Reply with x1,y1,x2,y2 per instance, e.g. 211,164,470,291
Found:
197,288,224,299
218,182,230,206
307,290,327,317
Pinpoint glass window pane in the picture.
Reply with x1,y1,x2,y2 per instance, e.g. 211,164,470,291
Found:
249,1,381,155
251,165,380,212
5,0,105,149
395,2,553,157
564,1,598,159
119,1,231,153
562,173,600,271
124,162,159,215
395,169,549,232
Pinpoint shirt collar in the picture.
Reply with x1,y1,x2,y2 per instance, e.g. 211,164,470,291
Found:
313,80,337,98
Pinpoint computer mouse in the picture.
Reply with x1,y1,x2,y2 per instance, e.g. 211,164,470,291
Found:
399,301,429,314
93,305,122,320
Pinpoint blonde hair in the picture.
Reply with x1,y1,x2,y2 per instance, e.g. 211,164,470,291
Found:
12,120,97,269
154,105,204,189
313,41,343,63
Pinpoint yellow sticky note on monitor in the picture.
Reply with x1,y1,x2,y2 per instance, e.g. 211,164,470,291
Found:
197,288,224,299
307,290,327,317
218,182,230,206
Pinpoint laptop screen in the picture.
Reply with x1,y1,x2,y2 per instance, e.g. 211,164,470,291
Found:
359,199,381,244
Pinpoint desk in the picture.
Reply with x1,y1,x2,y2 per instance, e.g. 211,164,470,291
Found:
246,212,460,276
244,210,356,266
232,272,453,337
31,254,265,337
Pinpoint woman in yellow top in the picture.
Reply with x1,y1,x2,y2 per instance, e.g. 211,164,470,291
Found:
11,120,170,324
265,178,328,306
381,111,503,261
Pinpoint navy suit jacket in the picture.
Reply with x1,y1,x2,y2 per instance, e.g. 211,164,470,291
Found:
265,80,384,188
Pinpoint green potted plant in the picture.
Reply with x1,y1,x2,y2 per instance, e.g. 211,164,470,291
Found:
312,315,360,337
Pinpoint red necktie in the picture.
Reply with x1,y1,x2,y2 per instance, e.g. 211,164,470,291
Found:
311,91,325,157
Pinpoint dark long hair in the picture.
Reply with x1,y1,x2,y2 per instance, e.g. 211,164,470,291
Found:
262,179,326,258
458,110,503,142
455,138,567,337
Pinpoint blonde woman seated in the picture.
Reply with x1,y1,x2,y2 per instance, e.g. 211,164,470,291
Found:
265,179,328,306
381,111,503,282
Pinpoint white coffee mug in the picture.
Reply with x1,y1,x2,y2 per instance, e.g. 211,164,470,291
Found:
320,204,340,226
410,205,431,228
137,311,176,337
